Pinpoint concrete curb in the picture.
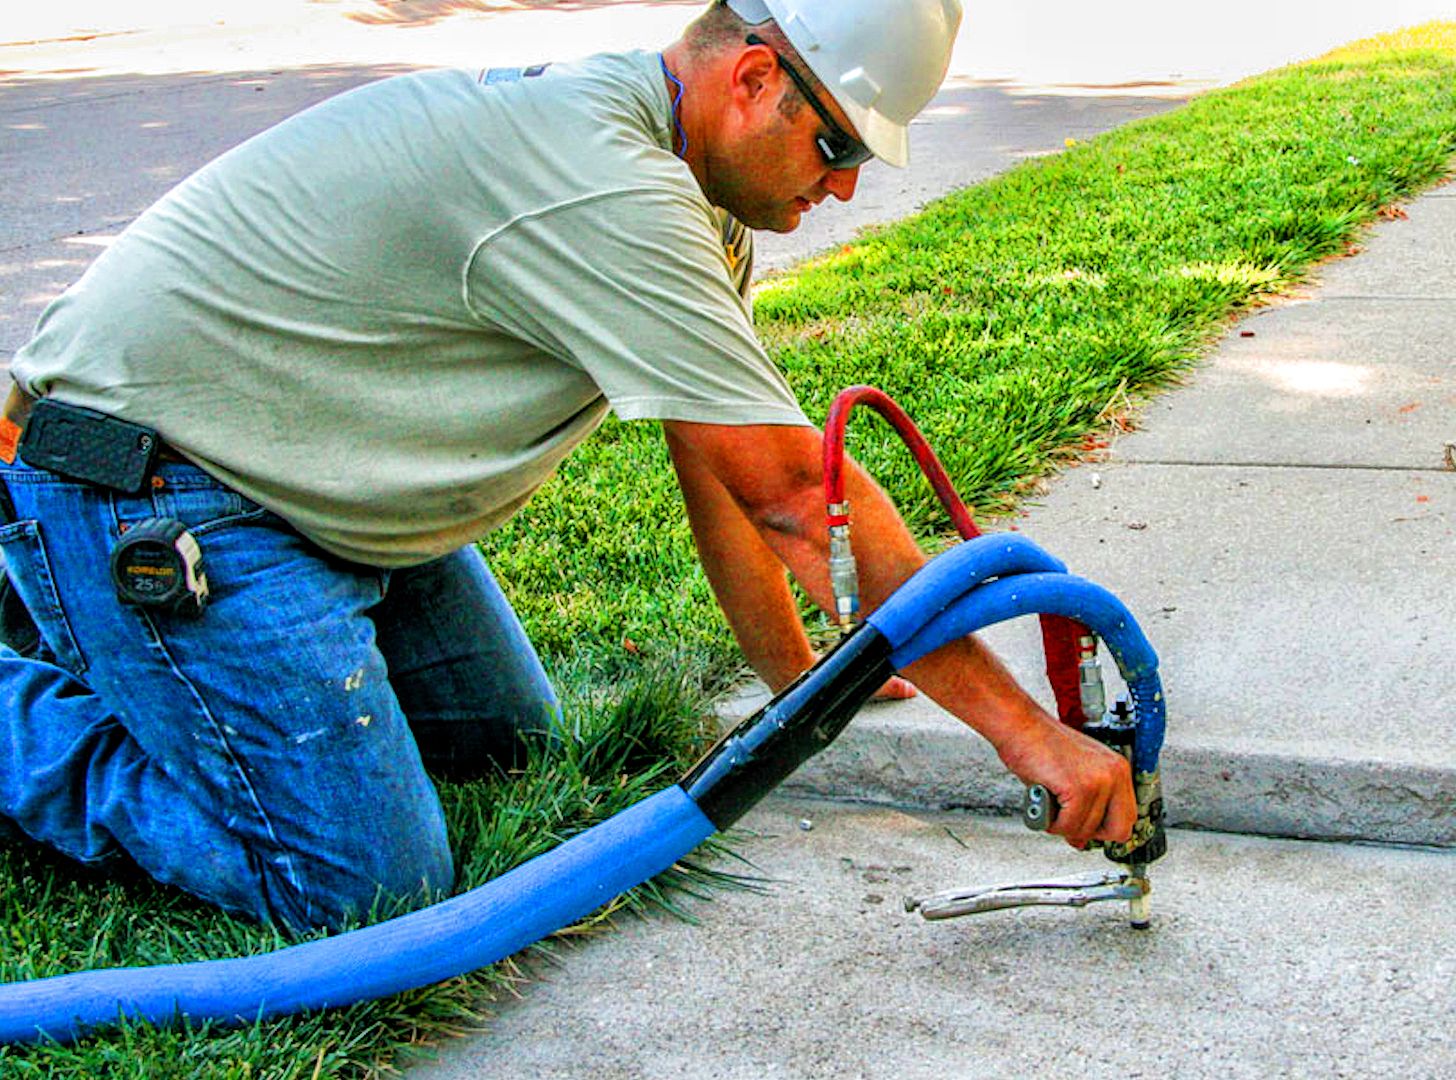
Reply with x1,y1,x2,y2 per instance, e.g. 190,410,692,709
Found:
722,693,1456,847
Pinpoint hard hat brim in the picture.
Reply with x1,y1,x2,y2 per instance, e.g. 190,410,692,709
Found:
730,0,945,169
726,0,774,24
843,103,910,169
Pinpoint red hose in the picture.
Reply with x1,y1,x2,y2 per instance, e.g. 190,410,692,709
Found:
824,387,980,537
822,385,1089,728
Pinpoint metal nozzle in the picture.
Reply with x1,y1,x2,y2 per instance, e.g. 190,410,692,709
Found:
1127,863,1152,929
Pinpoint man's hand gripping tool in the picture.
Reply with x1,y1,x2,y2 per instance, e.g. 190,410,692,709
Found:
906,636,1167,929
819,387,1166,930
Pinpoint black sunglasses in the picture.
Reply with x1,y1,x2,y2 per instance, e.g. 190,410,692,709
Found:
746,34,873,170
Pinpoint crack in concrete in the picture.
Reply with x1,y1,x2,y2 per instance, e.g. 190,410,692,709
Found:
1118,459,1456,474
0,215,141,257
0,73,249,114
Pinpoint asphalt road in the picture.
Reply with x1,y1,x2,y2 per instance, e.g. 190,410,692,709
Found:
10,0,1450,360
0,66,1188,360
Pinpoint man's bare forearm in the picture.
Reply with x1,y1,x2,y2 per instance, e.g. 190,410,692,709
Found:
668,427,817,692
661,420,1133,845
742,454,1049,750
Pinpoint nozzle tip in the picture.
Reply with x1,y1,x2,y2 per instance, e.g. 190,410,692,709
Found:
1128,882,1152,929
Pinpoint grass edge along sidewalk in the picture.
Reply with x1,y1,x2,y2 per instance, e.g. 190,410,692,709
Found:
3,22,1454,1079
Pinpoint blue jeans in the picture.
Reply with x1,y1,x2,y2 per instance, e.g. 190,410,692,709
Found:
0,457,559,931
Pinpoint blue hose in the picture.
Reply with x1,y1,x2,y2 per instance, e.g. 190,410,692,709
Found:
1,537,1165,1045
0,785,715,1045
871,571,1165,773
865,533,1069,646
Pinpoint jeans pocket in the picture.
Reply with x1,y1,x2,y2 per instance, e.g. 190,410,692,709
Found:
0,519,87,674
0,568,41,658
113,465,272,538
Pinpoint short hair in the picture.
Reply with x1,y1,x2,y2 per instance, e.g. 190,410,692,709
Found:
681,1,754,55
681,1,817,119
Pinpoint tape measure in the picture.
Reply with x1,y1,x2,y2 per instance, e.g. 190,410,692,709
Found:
110,518,209,616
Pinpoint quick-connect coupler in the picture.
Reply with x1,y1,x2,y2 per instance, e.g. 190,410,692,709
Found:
827,504,860,633
1077,634,1106,722
1083,697,1167,869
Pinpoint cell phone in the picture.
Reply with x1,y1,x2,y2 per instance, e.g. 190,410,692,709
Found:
19,399,160,494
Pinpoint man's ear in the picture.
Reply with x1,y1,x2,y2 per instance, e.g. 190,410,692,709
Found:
728,41,781,113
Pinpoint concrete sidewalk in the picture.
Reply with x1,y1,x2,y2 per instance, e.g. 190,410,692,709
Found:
415,189,1456,1080
408,795,1456,1080
725,185,1456,848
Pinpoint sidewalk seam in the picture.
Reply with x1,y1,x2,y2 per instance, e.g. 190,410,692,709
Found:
1312,294,1456,302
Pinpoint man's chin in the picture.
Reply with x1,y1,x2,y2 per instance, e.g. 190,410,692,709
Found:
717,198,801,233
749,208,802,233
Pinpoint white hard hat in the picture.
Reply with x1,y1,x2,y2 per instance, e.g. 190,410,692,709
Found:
726,0,963,167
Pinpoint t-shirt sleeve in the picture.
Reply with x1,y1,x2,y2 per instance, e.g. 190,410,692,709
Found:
463,187,808,427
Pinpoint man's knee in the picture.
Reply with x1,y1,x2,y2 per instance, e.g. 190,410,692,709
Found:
262,822,456,933
411,710,560,781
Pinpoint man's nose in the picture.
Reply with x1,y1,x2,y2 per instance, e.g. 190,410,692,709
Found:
824,165,860,202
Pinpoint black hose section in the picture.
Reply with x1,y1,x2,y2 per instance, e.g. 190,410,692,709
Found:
682,626,895,830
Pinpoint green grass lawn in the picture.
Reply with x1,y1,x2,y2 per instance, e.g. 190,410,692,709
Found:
3,22,1453,1078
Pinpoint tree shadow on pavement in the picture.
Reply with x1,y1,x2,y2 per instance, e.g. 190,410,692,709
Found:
0,63,412,362
340,0,701,31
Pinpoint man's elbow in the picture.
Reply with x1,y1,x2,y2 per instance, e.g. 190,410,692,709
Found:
666,420,826,540
754,506,813,542
736,463,824,544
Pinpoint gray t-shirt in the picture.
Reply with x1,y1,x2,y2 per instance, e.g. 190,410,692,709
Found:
13,51,809,566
